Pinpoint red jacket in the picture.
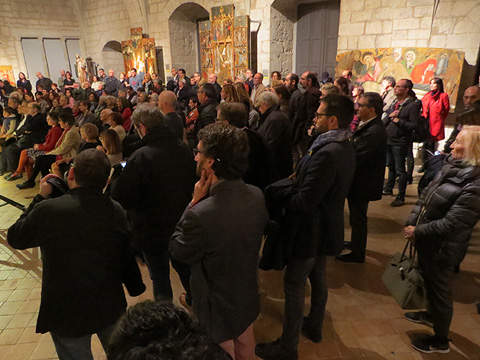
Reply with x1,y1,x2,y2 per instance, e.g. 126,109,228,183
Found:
121,108,132,132
37,126,63,151
421,91,449,141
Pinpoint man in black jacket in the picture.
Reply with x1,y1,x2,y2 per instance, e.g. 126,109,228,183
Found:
8,149,146,360
383,79,421,207
256,91,293,180
256,95,355,360
111,104,196,302
193,83,218,144
336,92,387,263
291,71,321,164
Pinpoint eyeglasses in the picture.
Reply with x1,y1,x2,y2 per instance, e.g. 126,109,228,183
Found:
314,112,328,119
394,85,405,89
193,148,203,156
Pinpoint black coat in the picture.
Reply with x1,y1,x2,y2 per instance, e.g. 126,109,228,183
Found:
7,187,146,337
348,116,387,202
291,87,321,144
17,113,50,146
104,76,121,96
194,99,218,140
164,112,184,140
267,133,355,259
406,156,480,266
384,96,421,145
257,105,293,179
111,126,196,250
212,82,222,103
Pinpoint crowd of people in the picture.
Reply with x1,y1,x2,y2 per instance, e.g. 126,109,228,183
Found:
2,65,480,360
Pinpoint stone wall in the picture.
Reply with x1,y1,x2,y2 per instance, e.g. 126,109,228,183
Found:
0,0,81,79
269,3,296,76
337,0,480,65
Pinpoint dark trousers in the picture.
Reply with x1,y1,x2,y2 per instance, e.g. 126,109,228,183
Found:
421,138,437,163
28,154,57,182
348,198,369,259
51,323,114,360
4,143,22,172
385,144,408,200
418,253,454,338
141,242,191,302
281,256,327,350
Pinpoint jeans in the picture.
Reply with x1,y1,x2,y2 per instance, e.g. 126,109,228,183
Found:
348,199,369,259
141,242,191,302
281,256,327,350
385,144,408,200
51,324,114,360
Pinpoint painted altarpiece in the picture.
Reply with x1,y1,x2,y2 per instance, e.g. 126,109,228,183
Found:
121,28,157,75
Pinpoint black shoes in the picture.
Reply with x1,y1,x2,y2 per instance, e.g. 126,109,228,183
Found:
411,334,449,354
382,188,393,196
7,173,22,181
390,197,405,207
404,311,433,327
301,317,322,343
16,180,35,189
255,339,298,360
335,252,365,264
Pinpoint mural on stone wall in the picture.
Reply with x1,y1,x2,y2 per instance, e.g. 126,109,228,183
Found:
121,28,158,75
199,5,250,83
336,48,465,111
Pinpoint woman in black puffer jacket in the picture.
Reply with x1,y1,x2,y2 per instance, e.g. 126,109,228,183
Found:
403,125,480,354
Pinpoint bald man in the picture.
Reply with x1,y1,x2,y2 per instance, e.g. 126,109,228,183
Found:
463,86,480,108
443,86,480,152
158,91,184,140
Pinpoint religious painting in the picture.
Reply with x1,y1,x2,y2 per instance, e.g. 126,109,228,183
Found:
336,48,465,111
142,38,157,75
234,16,248,47
0,66,15,83
122,29,157,75
121,40,135,73
198,5,250,83
130,27,143,48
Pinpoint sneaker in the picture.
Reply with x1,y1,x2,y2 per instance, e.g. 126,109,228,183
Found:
343,241,351,249
404,311,433,327
335,252,365,264
255,339,298,360
390,198,405,207
382,188,393,196
16,180,35,190
301,317,322,343
411,334,449,354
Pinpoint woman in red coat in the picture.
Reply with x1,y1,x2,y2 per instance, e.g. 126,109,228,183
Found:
421,77,450,163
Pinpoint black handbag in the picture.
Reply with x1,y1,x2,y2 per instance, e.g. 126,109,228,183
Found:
382,242,427,309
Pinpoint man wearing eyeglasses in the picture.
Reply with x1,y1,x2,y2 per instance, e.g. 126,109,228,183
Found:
256,94,355,360
382,79,421,207
171,122,269,360
336,92,387,263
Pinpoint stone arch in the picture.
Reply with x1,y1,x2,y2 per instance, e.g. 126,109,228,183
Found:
101,41,124,76
168,2,209,75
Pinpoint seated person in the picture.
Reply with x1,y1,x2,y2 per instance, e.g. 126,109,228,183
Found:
108,112,127,142
7,111,63,181
51,123,101,178
107,300,231,360
97,129,123,166
0,106,18,175
17,110,81,189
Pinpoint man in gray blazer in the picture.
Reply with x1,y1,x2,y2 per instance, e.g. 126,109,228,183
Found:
170,122,269,360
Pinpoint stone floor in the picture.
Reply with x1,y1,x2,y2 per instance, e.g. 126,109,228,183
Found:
0,170,479,360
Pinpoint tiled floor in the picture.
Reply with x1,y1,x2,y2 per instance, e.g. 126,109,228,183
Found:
0,171,479,359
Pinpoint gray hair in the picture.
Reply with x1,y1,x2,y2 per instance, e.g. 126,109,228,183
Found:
178,78,186,85
257,91,279,108
131,103,166,132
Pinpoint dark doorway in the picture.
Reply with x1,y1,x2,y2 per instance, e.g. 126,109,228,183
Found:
155,47,165,82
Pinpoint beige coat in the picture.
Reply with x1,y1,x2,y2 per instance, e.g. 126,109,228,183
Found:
48,126,81,160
